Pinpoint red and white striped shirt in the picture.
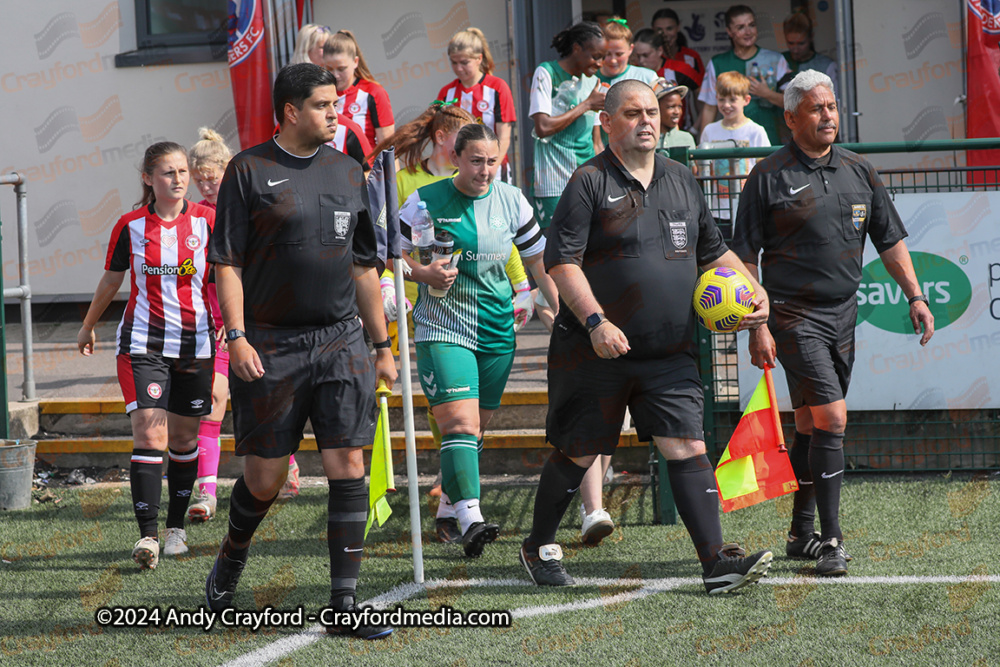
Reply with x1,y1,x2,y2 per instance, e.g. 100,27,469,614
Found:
437,73,517,133
335,78,394,148
106,201,215,359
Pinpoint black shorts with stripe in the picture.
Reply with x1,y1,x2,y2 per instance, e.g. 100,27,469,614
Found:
117,353,214,416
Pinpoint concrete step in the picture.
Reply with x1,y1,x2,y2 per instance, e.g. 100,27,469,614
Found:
37,391,551,438
32,429,654,477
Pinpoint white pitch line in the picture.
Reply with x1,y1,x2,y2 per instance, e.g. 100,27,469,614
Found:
219,573,1000,667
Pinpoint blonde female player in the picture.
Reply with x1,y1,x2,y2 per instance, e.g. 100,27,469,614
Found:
289,23,331,66
324,30,395,147
594,18,659,150
401,124,558,558
185,128,235,521
78,142,215,569
436,27,517,183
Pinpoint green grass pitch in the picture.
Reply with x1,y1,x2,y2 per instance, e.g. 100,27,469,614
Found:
1,474,997,666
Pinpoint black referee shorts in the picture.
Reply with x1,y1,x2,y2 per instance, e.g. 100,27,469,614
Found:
546,322,704,457
230,318,377,458
770,297,856,409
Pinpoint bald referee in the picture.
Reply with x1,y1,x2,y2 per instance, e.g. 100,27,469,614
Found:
205,64,397,639
520,79,775,595
733,70,934,576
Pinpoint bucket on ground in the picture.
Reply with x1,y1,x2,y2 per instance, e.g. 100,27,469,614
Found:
0,439,37,510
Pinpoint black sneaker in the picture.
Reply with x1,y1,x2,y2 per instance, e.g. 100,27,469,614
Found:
435,517,462,544
703,544,773,595
520,542,574,586
205,548,247,611
324,600,393,640
462,522,500,557
816,537,848,577
788,531,853,561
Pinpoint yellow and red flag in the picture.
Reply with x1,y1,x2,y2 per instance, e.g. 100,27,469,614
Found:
365,380,396,537
715,366,798,512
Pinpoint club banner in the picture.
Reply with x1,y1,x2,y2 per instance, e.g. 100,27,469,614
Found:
967,1,1000,178
228,0,273,150
738,192,999,411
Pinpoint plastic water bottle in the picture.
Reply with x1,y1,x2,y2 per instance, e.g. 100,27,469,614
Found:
428,231,456,298
552,76,582,114
411,201,435,265
749,62,761,80
765,66,776,88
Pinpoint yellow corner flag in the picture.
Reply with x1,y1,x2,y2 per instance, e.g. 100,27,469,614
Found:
715,366,798,512
365,380,396,537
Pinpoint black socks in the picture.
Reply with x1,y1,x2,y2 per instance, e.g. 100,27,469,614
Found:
165,447,198,529
668,455,724,576
525,450,589,550
789,431,816,537
225,475,278,561
810,428,846,542
130,448,162,539
327,478,368,608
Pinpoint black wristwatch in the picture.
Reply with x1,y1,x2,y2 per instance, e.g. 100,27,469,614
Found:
226,329,246,342
908,295,929,306
585,312,607,333
373,339,392,349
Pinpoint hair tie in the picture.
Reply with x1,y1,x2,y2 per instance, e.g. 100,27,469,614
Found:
608,18,628,27
431,99,458,108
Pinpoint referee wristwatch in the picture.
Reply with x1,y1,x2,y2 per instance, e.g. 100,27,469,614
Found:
585,312,608,333
226,329,246,342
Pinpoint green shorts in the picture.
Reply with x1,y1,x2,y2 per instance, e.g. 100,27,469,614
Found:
531,196,560,229
415,342,515,410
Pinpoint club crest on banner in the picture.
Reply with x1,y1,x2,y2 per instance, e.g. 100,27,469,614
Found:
228,0,265,67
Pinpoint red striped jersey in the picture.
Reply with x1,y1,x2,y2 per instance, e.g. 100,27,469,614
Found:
335,78,394,148
106,201,215,359
663,46,705,88
326,112,373,167
436,74,517,132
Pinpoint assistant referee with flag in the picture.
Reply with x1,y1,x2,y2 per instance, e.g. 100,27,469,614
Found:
733,70,934,576
205,64,397,639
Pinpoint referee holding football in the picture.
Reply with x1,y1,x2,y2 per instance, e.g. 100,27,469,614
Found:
205,64,397,640
520,79,774,595
733,70,934,577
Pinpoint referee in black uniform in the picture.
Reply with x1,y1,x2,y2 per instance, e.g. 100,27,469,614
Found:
733,70,934,577
205,64,397,639
520,79,774,595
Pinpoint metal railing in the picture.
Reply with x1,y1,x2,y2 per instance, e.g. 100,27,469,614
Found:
2,172,36,407
666,139,1000,473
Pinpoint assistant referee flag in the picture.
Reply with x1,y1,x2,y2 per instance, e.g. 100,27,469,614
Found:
715,366,798,512
366,380,396,538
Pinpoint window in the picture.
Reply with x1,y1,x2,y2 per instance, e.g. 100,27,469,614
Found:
117,0,229,67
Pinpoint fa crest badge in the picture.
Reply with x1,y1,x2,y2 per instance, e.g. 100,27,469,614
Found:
334,211,351,237
669,221,688,249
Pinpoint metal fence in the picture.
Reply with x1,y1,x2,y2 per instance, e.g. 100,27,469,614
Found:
666,141,1000,473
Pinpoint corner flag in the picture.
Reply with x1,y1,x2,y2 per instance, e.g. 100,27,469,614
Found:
715,366,798,512
365,380,395,537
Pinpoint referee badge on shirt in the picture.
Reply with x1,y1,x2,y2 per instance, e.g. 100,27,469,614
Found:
851,204,867,230
334,211,351,239
669,221,688,249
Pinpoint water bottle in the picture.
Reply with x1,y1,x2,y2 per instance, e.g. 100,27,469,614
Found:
427,231,456,298
411,201,435,265
765,66,776,88
552,76,582,114
749,62,761,80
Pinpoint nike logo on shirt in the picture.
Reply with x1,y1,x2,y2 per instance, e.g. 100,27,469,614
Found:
344,547,363,553
821,470,844,479
706,488,718,493
608,193,628,202
268,178,289,187
789,184,810,195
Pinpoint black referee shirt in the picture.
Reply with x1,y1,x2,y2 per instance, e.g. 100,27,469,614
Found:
546,149,728,360
209,138,378,329
732,141,907,304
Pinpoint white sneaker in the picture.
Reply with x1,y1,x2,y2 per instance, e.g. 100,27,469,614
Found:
581,508,614,545
132,536,160,570
187,490,217,522
162,527,189,556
